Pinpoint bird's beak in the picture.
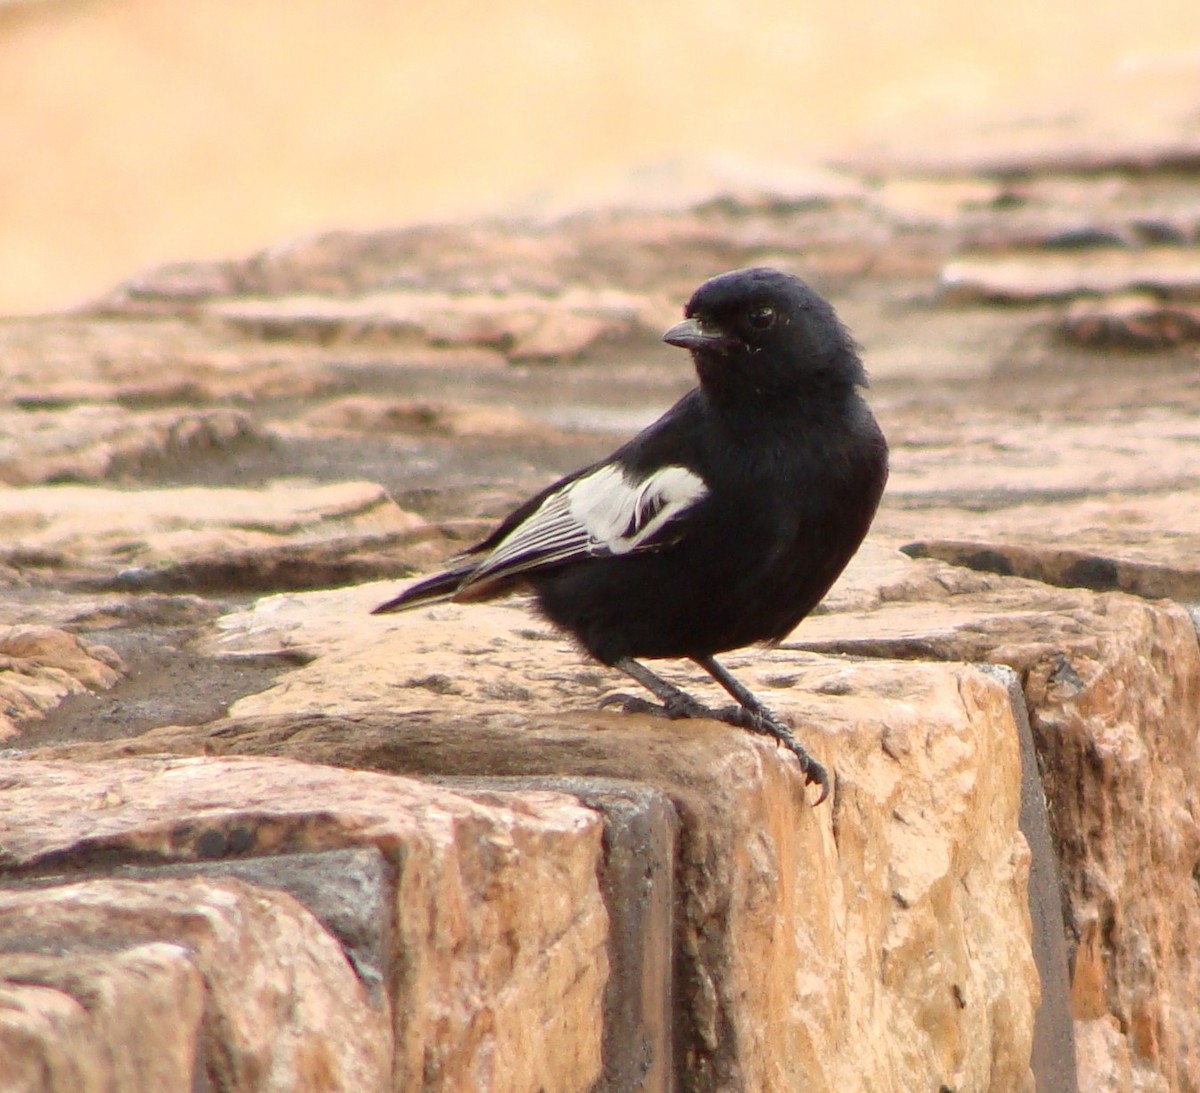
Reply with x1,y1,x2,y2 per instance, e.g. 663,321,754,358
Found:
662,317,731,352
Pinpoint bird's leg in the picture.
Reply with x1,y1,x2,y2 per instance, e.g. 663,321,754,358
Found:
693,655,830,803
602,656,830,804
604,657,739,721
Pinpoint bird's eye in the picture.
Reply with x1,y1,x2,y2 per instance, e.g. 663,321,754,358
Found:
748,305,775,330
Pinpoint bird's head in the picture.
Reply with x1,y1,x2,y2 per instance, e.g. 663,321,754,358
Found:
663,268,867,402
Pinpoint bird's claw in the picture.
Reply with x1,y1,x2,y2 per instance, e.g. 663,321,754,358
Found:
603,690,830,804
795,752,831,805
738,707,831,804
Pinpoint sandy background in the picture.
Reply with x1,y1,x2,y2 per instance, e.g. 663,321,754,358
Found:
2,0,1198,315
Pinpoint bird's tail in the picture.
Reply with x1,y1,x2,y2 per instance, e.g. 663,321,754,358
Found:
371,565,474,615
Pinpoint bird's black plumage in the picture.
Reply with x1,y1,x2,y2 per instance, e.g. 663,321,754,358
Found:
374,267,889,802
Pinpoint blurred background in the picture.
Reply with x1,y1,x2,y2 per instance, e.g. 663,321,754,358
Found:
2,0,1198,316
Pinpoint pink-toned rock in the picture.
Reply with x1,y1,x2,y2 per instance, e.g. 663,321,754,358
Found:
0,480,422,580
0,877,391,1091
869,481,1200,611
301,394,559,440
0,943,205,1093
3,113,1200,1093
45,577,1042,1091
882,167,1200,256
524,157,867,220
1063,293,1200,348
882,407,1200,500
1073,1013,1172,1093
0,315,394,412
902,538,1200,602
211,285,646,361
794,577,1200,1092
0,592,219,633
0,625,122,740
1023,601,1200,1092
868,175,1005,226
0,755,610,1092
0,405,261,486
940,247,1200,303
0,317,219,402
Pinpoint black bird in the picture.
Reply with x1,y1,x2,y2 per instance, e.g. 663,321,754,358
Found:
373,268,888,803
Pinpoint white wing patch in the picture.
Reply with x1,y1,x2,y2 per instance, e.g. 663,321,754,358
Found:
467,463,707,586
567,465,707,550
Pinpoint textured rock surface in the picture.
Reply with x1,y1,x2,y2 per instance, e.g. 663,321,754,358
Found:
0,877,392,1092
33,581,1041,1091
212,285,647,361
793,579,1200,1093
940,248,1200,303
1023,601,1200,1092
0,405,262,486
0,480,421,576
0,756,609,1092
3,114,1200,1089
0,942,205,1093
0,625,122,739
1064,295,1200,349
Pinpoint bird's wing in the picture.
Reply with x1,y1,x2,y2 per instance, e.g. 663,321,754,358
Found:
461,461,708,590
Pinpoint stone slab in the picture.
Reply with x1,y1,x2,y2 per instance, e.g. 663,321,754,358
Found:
35,633,1040,1090
0,755,609,1092
0,876,391,1092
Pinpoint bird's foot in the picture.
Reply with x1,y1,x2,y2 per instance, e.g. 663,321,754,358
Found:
735,705,830,804
599,692,665,717
600,691,742,722
603,658,830,803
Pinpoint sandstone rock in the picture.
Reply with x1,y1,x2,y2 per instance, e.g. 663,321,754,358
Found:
4,105,1200,1093
301,394,561,440
73,170,911,352
0,315,490,413
0,318,222,403
0,405,262,486
0,591,221,632
882,408,1200,501
1062,294,1200,348
40,575,1041,1091
211,285,646,361
790,579,1200,1092
912,170,1200,256
0,625,122,740
903,537,1200,602
97,530,443,595
508,777,676,1093
0,877,391,1091
54,593,222,630
0,756,609,1092
188,554,987,721
1021,602,1200,1092
98,189,886,315
868,175,1005,227
869,482,1200,611
232,222,581,299
0,327,361,414
1075,1016,1136,1093
940,247,1200,303
1073,1013,1174,1093
0,942,205,1093
99,258,246,308
0,480,422,580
